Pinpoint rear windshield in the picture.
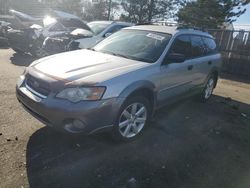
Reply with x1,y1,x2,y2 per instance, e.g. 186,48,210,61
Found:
87,22,110,35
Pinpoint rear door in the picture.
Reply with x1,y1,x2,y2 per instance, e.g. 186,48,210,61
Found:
188,35,208,86
158,35,196,103
202,37,220,75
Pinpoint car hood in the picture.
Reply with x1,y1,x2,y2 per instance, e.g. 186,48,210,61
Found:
30,49,149,85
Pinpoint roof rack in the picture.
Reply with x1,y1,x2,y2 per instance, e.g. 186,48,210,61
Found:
176,24,207,32
136,22,154,26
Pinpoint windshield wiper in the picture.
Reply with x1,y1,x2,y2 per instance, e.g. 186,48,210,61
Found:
112,53,130,59
99,50,153,63
87,48,96,51
100,50,131,59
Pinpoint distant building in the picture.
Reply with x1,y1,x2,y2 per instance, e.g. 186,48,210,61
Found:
234,24,250,31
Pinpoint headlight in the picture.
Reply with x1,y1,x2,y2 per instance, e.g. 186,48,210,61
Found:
56,87,106,102
17,75,25,87
22,67,27,75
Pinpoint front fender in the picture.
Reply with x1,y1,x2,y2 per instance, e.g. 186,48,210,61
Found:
113,80,157,114
118,80,156,98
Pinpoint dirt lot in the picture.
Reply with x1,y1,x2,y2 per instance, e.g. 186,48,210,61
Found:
0,49,250,188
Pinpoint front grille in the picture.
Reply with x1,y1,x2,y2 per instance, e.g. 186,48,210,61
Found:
26,74,51,97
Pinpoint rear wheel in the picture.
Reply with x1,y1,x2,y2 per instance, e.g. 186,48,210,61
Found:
112,96,151,141
200,75,216,102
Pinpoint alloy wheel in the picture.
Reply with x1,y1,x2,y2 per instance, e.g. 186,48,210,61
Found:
118,102,147,138
204,78,215,99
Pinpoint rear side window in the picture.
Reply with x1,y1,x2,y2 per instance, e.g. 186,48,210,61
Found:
170,35,192,59
190,35,206,58
202,37,218,55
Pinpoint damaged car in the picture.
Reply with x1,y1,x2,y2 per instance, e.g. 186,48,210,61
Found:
41,21,133,56
6,9,92,57
0,21,11,46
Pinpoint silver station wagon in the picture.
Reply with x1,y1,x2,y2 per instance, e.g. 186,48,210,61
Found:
16,25,222,141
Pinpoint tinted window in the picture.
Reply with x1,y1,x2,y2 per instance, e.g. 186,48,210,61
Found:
170,35,192,59
190,35,206,58
203,37,217,55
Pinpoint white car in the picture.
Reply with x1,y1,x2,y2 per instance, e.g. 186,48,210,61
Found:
75,21,133,49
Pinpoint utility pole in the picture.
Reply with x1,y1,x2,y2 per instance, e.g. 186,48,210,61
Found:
107,0,112,20
148,0,154,22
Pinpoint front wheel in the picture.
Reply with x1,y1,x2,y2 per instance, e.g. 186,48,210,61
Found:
31,47,49,58
112,96,151,141
12,48,24,54
200,75,216,102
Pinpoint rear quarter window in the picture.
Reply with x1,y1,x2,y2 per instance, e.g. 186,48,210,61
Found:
190,35,206,58
202,37,218,55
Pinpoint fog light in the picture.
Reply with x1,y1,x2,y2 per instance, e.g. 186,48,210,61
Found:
72,119,86,129
64,119,86,133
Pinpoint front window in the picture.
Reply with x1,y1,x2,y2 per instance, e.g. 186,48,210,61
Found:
93,29,172,63
87,22,110,35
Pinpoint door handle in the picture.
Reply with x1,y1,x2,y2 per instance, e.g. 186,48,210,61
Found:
187,65,193,71
208,61,212,65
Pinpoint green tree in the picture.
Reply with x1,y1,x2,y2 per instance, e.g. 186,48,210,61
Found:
120,0,179,23
178,0,250,29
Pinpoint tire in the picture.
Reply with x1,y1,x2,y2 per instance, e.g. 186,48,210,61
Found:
112,96,152,141
200,75,216,102
30,47,49,58
12,48,24,54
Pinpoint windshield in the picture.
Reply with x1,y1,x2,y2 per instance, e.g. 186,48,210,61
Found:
87,22,110,35
93,29,172,63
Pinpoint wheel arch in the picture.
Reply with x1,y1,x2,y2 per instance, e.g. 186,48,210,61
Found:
209,68,219,88
118,80,157,114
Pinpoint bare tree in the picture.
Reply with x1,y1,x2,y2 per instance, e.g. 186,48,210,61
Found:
82,0,120,21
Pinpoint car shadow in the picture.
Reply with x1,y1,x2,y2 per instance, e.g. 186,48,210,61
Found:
26,95,250,188
10,52,36,67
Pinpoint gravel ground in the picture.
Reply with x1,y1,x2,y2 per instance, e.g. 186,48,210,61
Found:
0,49,250,188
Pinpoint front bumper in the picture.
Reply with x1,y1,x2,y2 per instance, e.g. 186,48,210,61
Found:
16,83,120,134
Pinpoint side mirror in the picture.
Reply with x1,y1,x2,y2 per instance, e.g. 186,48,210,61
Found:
165,53,186,64
104,32,112,38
